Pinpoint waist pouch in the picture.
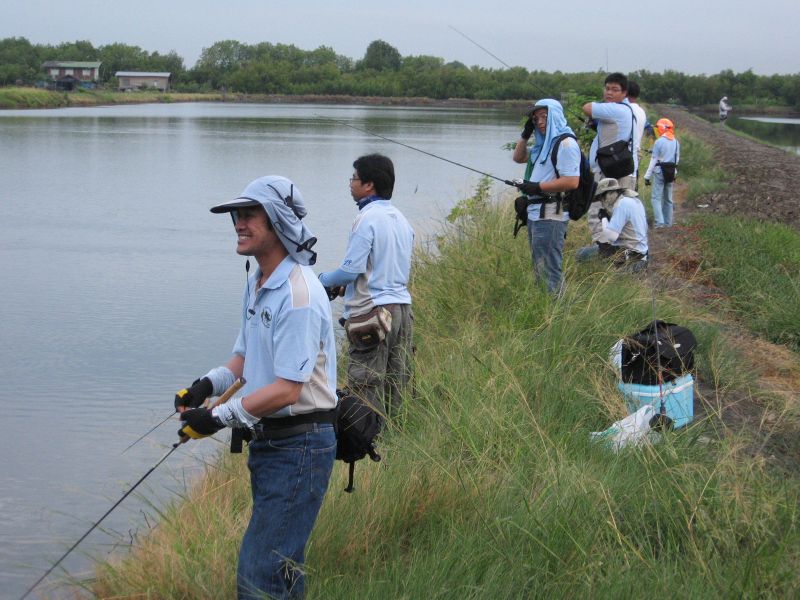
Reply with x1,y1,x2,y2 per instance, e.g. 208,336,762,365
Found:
658,161,677,183
596,140,634,179
345,305,393,347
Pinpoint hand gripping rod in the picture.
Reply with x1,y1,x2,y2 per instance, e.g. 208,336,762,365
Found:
19,378,245,600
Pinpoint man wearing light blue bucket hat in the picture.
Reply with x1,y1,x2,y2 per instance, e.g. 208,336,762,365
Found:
176,175,338,599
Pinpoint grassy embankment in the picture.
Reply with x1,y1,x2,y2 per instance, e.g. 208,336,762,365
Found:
89,134,800,599
0,86,221,109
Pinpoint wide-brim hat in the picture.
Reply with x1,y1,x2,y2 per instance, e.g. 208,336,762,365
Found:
595,177,623,197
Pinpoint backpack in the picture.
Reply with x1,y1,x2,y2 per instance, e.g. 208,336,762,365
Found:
335,389,382,493
512,134,595,237
550,133,596,221
621,320,696,386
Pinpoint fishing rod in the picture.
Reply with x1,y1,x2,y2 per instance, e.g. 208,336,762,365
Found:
122,376,246,454
122,411,176,454
324,117,519,188
19,378,245,600
448,25,590,125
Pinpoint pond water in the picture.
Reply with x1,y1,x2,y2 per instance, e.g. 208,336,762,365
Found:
0,101,521,598
718,114,800,155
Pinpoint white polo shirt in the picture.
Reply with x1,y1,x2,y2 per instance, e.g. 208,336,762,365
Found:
233,256,337,417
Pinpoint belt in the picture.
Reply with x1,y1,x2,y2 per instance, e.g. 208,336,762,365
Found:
251,410,336,441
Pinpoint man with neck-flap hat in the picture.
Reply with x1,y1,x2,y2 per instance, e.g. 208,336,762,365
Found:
512,98,581,294
174,175,338,599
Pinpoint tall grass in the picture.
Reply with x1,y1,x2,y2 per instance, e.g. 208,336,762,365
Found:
92,188,799,599
693,215,800,350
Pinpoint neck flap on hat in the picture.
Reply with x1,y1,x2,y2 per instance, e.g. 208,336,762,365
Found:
529,99,576,166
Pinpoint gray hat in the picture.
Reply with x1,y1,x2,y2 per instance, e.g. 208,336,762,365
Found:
210,175,318,266
595,178,623,198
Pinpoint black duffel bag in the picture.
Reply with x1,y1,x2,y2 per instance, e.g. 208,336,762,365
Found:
596,139,635,179
621,320,696,385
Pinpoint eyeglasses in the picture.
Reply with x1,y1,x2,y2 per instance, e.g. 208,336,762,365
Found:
349,176,361,183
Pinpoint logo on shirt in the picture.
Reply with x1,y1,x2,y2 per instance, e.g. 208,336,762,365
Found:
260,308,273,328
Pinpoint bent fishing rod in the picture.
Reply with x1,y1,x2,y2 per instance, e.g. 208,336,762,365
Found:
448,25,590,125
19,378,245,600
324,117,520,188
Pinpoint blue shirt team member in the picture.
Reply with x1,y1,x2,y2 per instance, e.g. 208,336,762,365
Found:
175,175,338,600
576,177,649,273
319,154,414,419
644,118,680,227
583,72,637,246
513,99,580,294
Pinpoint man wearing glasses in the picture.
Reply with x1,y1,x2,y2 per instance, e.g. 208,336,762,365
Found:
512,99,580,294
319,153,414,421
175,175,338,599
582,72,637,250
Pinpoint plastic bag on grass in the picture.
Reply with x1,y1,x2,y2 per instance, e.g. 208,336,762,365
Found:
590,405,657,451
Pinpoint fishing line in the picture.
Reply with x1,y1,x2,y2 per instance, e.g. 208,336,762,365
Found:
322,117,518,187
20,378,246,598
448,25,590,124
121,411,176,454
18,445,179,600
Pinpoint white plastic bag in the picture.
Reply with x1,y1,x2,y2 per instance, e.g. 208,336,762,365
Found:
590,405,657,451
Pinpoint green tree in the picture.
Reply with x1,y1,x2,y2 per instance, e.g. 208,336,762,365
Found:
358,40,401,71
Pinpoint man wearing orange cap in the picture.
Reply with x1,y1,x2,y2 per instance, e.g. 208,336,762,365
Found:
644,119,680,228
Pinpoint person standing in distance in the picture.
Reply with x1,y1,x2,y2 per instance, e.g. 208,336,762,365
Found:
644,118,680,227
319,154,414,421
512,99,580,294
175,175,338,600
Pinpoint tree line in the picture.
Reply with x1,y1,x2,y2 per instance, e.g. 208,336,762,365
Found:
2,36,799,107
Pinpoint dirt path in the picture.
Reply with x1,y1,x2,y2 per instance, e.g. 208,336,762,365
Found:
644,106,800,473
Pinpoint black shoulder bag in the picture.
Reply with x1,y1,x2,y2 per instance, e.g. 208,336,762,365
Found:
595,103,635,179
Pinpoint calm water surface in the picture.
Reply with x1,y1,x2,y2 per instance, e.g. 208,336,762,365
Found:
0,102,520,597
729,115,800,155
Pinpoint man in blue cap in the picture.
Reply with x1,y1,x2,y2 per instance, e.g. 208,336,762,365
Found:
175,175,338,599
513,99,581,294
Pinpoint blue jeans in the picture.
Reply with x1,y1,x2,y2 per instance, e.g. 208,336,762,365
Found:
527,218,568,294
237,424,336,600
650,172,674,227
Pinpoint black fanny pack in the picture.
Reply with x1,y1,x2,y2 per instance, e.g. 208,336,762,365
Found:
596,139,634,178
658,162,677,183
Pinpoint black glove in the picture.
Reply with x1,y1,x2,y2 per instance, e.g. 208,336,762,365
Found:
517,181,542,196
585,118,598,131
598,208,612,221
179,407,224,440
521,116,535,140
644,178,651,187
324,285,344,301
175,377,213,411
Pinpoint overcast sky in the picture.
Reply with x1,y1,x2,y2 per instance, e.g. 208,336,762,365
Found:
3,0,797,75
